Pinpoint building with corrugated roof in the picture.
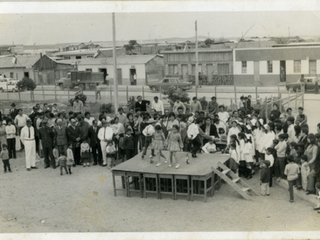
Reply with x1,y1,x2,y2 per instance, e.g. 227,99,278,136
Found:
32,54,74,84
0,54,40,80
76,54,164,85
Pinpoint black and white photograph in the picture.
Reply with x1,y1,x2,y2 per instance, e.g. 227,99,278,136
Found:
1,1,320,239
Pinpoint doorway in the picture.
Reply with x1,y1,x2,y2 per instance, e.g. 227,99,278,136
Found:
309,60,316,76
98,68,107,84
24,72,29,78
280,61,286,82
129,68,136,85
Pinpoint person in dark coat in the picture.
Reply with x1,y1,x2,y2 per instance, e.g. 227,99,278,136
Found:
66,117,81,165
38,119,56,168
200,117,219,145
54,119,68,156
135,95,150,112
88,120,102,166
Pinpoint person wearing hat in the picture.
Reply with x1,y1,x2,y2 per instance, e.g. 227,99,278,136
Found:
38,118,55,169
20,119,37,171
67,117,82,166
260,160,271,196
98,117,113,166
208,96,219,115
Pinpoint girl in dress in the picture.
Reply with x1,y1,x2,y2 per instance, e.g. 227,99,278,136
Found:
166,125,183,169
152,125,167,167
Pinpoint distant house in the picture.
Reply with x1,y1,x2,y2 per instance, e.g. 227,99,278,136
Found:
0,54,40,80
162,48,233,85
32,54,74,84
62,42,102,52
77,54,164,85
233,46,320,86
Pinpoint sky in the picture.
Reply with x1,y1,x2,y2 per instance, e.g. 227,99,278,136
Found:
2,10,320,45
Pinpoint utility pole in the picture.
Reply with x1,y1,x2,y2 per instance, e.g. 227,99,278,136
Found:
195,20,199,98
112,12,119,114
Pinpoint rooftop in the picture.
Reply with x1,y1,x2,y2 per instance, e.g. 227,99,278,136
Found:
0,54,40,68
75,54,161,65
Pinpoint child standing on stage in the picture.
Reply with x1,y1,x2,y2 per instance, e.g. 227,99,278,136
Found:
66,144,74,174
166,125,183,169
152,125,167,167
228,143,239,174
260,160,271,196
80,140,91,167
106,140,116,169
0,144,11,173
141,119,156,162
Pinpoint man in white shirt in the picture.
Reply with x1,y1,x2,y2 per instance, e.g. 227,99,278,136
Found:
20,119,37,171
98,118,113,166
187,121,201,158
150,96,164,115
116,107,127,125
14,109,29,150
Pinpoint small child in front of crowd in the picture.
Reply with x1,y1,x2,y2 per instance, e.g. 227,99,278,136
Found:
58,153,68,176
284,155,300,203
0,144,11,173
67,144,74,174
80,140,91,167
300,155,310,191
260,160,271,196
202,139,217,154
106,140,116,169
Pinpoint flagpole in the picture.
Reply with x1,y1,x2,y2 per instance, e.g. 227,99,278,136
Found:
195,20,198,98
112,12,119,114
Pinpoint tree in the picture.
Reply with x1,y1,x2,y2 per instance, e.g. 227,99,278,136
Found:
124,40,139,54
17,76,36,91
204,38,214,47
163,86,190,108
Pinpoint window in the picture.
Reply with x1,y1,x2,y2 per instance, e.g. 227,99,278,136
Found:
294,60,301,73
168,64,178,74
10,72,14,78
75,56,81,59
85,69,92,72
218,64,229,75
241,61,247,73
267,61,273,73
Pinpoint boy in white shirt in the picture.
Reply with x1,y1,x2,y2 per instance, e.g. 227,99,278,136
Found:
202,139,217,153
141,119,156,162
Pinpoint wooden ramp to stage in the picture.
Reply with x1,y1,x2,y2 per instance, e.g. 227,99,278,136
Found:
111,151,257,202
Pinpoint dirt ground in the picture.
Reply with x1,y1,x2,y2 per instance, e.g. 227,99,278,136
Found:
1,98,320,234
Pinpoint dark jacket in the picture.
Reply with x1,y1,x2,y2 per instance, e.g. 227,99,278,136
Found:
135,100,150,112
38,126,55,148
122,135,134,150
200,124,219,139
78,121,90,142
260,167,270,183
88,125,100,146
66,125,81,147
54,125,68,146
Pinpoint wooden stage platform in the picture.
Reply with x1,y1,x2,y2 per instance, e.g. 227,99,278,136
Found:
111,151,229,202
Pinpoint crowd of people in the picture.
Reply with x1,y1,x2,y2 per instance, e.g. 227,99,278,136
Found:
0,94,320,209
